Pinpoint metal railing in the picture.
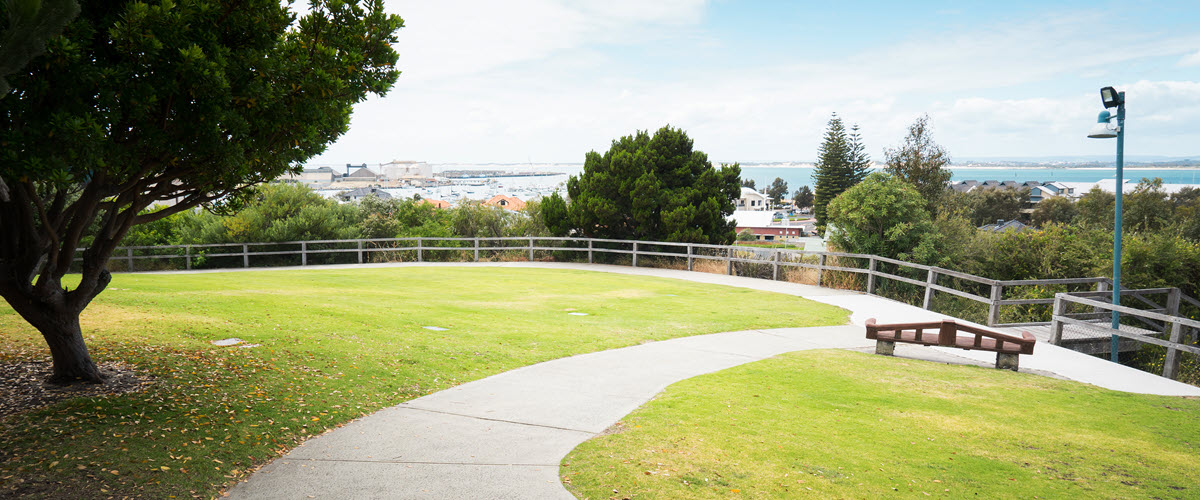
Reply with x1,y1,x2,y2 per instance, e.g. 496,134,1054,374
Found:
1050,293,1200,380
87,236,1200,381
92,236,1194,329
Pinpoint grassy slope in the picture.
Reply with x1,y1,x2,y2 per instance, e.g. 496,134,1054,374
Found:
562,350,1200,499
0,267,847,498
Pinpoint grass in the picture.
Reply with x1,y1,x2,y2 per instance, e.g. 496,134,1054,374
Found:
0,266,847,499
561,350,1200,499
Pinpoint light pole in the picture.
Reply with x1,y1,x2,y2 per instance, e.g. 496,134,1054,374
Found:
1087,86,1125,363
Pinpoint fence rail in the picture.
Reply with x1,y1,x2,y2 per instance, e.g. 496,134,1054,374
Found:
1050,293,1200,380
91,236,1190,326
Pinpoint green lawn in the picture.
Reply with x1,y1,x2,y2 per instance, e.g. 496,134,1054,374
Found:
0,267,847,499
562,350,1200,499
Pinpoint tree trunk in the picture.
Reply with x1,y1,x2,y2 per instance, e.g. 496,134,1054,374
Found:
39,312,105,384
3,291,106,385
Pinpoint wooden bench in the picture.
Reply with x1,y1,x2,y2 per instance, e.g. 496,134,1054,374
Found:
865,318,1036,371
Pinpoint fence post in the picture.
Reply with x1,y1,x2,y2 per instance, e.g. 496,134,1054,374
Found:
987,283,1002,326
357,240,364,264
418,238,423,262
1166,287,1182,324
301,242,308,266
922,268,937,310
1049,294,1066,344
529,237,535,261
632,242,638,267
866,257,877,295
817,254,827,286
242,244,249,268
474,238,480,262
726,246,733,276
1094,280,1109,315
687,244,694,271
772,250,779,281
1163,320,1184,380
127,247,134,272
186,245,192,270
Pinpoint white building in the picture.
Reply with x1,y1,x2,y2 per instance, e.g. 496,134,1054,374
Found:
378,160,432,180
282,166,337,188
737,187,769,210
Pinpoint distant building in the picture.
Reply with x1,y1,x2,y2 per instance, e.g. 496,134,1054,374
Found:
345,167,379,181
338,187,391,203
737,187,768,210
729,210,809,241
485,194,526,211
979,219,1030,233
1029,182,1075,204
421,198,452,209
951,180,980,193
282,166,338,188
379,160,432,179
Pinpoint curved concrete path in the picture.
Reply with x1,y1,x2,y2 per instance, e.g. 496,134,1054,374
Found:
222,263,1200,499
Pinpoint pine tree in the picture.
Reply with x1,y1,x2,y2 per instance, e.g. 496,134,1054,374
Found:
812,114,870,232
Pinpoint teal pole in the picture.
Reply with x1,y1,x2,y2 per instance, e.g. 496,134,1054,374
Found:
1110,92,1125,362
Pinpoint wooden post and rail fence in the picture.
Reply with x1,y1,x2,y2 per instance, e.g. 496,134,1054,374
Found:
87,236,1200,380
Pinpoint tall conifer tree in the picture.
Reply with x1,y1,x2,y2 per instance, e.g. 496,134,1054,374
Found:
812,114,870,232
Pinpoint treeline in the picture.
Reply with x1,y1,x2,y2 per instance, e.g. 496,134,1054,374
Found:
118,183,557,247
947,178,1200,240
830,175,1200,300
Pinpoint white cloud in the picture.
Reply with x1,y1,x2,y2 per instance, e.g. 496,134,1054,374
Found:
1180,50,1200,67
390,0,706,82
312,4,1200,164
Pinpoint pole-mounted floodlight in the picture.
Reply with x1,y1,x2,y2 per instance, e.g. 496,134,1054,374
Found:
1101,86,1123,109
1087,86,1125,363
1087,110,1117,139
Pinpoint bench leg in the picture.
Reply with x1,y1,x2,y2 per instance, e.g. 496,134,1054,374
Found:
875,340,895,356
996,353,1019,372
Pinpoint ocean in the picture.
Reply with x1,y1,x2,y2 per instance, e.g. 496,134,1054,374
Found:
736,166,1200,191
339,163,1200,203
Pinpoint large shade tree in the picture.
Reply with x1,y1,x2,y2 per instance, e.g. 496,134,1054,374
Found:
826,172,944,265
560,126,741,244
0,0,403,384
0,0,79,96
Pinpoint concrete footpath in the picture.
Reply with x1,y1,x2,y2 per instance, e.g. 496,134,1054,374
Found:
223,263,1200,499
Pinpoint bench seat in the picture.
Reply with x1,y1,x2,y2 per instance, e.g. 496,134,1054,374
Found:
866,318,1036,370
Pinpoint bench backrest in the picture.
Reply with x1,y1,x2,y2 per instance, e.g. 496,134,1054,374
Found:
866,318,1035,355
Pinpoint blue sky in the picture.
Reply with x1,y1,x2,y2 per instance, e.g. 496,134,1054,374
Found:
308,0,1200,165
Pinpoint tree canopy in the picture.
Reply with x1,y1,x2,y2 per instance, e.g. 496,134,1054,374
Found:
558,126,741,244
0,0,403,383
765,177,789,206
793,185,813,209
812,113,870,232
951,187,1029,226
826,172,944,265
884,114,952,214
0,0,79,96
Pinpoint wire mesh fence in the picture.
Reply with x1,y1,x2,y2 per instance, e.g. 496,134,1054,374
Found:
1051,292,1200,382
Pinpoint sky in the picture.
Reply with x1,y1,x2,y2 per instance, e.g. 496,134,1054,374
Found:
306,0,1200,165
